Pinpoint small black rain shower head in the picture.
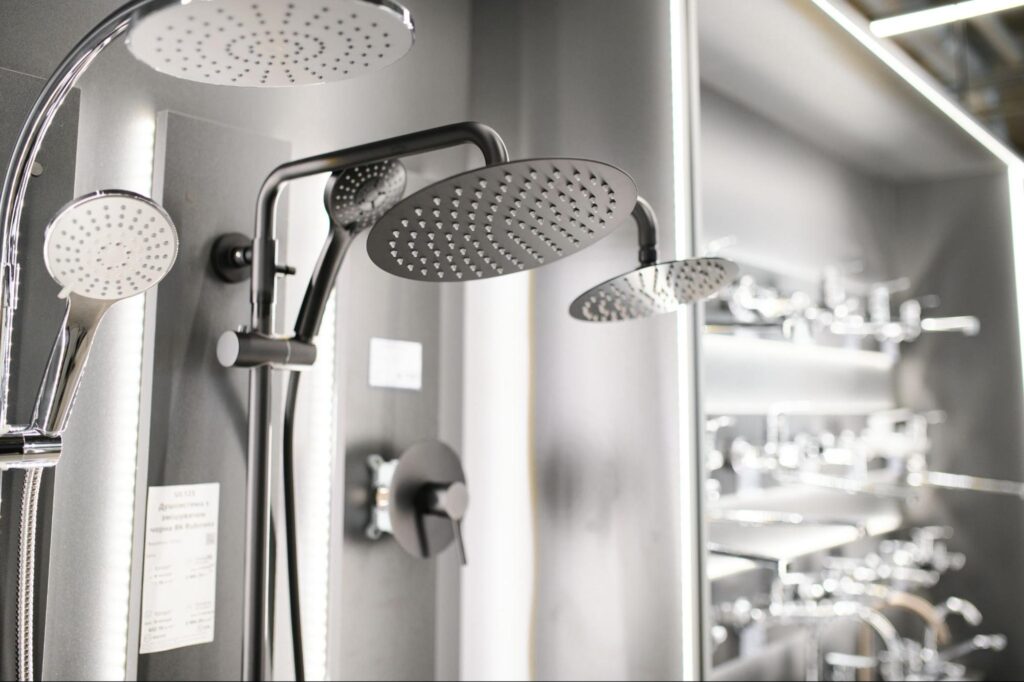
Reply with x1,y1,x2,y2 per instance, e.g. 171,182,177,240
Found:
569,197,738,322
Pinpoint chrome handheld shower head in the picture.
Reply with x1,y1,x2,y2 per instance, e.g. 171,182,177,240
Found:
366,158,637,281
570,198,738,322
325,159,407,231
126,0,415,87
32,191,178,436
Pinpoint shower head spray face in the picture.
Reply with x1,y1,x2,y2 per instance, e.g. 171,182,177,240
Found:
569,257,739,322
325,159,407,231
44,191,179,301
127,0,415,88
366,159,637,281
33,191,179,436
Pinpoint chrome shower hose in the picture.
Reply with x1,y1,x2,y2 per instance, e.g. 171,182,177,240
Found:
17,468,42,682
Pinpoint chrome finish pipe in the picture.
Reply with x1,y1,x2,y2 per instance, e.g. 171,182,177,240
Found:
0,0,171,429
241,122,509,681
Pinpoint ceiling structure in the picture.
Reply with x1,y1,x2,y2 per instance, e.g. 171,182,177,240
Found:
850,0,1024,153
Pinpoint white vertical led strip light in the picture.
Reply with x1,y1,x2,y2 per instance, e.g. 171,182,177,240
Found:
97,114,156,680
298,289,337,681
671,0,709,678
811,0,1024,421
871,0,1024,38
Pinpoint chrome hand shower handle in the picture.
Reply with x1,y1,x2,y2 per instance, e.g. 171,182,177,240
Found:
31,295,111,437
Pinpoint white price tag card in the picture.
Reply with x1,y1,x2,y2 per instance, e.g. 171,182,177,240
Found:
140,483,220,654
369,337,423,390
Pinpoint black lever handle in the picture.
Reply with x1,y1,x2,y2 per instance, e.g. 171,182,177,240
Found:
418,482,469,565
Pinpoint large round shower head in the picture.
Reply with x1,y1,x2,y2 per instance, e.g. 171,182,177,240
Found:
127,0,415,88
44,191,179,301
570,257,738,322
325,159,407,231
366,159,637,281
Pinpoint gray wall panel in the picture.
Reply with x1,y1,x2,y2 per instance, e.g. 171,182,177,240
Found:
333,238,443,681
139,112,290,681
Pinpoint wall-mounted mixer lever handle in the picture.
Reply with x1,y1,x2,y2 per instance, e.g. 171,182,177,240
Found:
419,482,469,565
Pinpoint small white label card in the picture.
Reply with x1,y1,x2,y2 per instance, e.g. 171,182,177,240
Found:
369,337,423,390
140,483,220,655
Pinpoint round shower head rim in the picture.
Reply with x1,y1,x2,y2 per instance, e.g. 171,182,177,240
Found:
126,0,417,89
569,256,740,323
43,188,180,302
366,155,639,283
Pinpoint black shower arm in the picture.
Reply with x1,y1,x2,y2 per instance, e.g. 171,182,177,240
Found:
634,196,659,267
251,122,510,320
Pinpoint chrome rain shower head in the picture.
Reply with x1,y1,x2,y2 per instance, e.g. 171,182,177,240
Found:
325,159,407,231
569,197,738,322
366,159,638,281
32,191,178,436
127,0,415,88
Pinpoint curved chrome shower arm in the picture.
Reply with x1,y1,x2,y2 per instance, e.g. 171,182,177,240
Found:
0,0,173,429
632,196,659,267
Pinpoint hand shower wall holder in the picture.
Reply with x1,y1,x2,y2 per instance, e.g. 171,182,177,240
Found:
365,442,468,565
211,232,297,284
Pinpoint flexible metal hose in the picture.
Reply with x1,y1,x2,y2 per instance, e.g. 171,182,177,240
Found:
283,371,305,682
17,467,42,682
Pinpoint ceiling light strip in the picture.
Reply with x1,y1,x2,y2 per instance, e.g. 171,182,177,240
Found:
871,0,1024,38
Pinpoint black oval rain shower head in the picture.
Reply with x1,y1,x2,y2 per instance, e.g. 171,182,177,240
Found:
569,197,738,322
366,158,638,281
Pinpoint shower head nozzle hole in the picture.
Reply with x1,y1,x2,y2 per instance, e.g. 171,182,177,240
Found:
127,0,415,88
44,192,180,301
569,258,739,322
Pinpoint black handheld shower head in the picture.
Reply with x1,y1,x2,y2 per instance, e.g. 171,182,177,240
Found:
293,160,408,343
569,197,738,322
